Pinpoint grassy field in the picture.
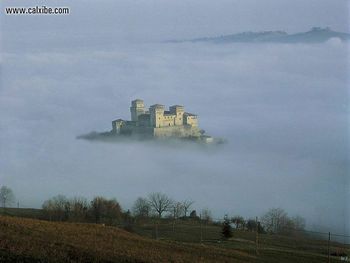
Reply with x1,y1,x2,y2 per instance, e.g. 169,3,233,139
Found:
0,212,349,262
0,207,45,219
0,215,257,263
131,220,349,262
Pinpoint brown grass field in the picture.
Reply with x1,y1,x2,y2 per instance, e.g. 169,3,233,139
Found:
0,215,348,262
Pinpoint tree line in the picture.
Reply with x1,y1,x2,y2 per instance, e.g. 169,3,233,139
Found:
39,192,197,224
222,208,306,239
132,192,195,219
1,186,306,237
42,195,123,224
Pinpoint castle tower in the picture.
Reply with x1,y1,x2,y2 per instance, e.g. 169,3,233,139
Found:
149,104,165,128
130,99,145,121
170,105,185,126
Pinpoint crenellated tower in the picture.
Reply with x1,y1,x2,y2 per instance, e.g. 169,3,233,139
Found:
130,99,145,121
169,105,185,126
149,104,165,128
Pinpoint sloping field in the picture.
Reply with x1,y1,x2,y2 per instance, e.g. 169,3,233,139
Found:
1,216,347,263
0,216,256,263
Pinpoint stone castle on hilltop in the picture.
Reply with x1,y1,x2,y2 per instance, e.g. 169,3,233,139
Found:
111,99,212,141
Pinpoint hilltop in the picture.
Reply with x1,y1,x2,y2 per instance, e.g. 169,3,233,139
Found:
169,27,350,44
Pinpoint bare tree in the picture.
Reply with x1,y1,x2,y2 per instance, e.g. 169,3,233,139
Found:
0,186,15,209
246,218,264,233
148,192,173,218
246,219,257,232
291,215,306,231
70,197,88,221
42,198,55,221
90,196,105,223
182,200,194,217
261,208,289,233
42,195,69,221
103,198,122,224
172,202,184,219
201,208,212,223
89,196,122,224
132,197,150,218
231,215,245,229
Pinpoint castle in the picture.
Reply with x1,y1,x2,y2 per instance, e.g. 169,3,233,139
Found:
111,99,211,141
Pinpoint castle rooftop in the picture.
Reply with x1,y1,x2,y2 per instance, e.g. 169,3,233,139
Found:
150,104,165,108
184,112,197,116
170,105,184,108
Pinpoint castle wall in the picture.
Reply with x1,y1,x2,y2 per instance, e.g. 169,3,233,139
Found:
131,126,154,137
137,114,151,127
118,124,153,137
174,113,184,126
153,125,200,138
112,120,125,134
160,115,176,127
184,115,198,127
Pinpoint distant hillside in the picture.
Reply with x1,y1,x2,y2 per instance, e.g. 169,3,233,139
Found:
0,207,45,219
170,27,350,44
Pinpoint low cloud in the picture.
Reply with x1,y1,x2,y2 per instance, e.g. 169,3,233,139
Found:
1,40,348,235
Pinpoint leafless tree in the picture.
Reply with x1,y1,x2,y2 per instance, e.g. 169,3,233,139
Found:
42,195,69,221
182,200,194,217
291,215,306,231
90,196,122,224
0,186,15,209
201,208,213,223
172,202,184,219
132,197,150,218
261,208,290,233
70,196,88,221
231,215,245,229
148,192,173,218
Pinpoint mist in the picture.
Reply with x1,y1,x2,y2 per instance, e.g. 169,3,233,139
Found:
0,0,349,236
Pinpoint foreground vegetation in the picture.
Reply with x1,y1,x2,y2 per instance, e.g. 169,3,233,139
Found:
0,216,256,263
0,215,349,263
0,186,308,235
0,187,349,262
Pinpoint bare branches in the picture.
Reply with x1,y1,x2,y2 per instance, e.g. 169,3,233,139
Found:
0,186,15,209
132,197,150,218
148,192,173,218
182,200,194,217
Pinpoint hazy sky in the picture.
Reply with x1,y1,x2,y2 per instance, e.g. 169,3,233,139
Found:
1,0,349,46
0,0,349,235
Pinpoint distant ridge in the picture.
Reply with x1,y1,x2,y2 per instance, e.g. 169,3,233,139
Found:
168,27,350,44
